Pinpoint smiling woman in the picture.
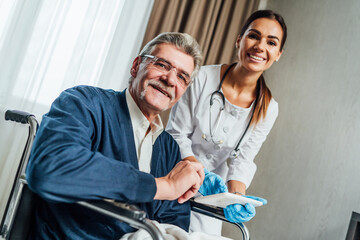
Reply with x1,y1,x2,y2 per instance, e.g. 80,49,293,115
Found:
237,18,283,74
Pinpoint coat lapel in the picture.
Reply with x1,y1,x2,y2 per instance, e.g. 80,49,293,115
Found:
117,89,139,169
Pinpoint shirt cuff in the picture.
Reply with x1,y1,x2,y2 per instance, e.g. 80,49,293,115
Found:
133,171,157,202
226,167,256,190
179,147,195,160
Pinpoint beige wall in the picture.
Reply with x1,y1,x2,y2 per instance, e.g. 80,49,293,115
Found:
223,0,360,239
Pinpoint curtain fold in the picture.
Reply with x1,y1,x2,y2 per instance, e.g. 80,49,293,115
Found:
142,0,260,65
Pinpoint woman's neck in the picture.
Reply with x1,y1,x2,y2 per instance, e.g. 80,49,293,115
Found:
229,63,261,90
221,63,261,107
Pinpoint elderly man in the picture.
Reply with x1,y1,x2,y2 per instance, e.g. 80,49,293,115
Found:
26,32,204,239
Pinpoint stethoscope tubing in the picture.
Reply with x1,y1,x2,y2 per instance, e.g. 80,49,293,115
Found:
207,63,258,159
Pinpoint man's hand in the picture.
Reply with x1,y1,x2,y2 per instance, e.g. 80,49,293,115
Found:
182,156,205,184
154,160,204,203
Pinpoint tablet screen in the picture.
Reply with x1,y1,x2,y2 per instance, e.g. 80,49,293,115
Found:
194,192,263,208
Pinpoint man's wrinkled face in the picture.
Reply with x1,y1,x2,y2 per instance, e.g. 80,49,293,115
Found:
129,43,194,121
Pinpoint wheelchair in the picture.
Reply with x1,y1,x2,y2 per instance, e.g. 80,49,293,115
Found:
0,110,250,240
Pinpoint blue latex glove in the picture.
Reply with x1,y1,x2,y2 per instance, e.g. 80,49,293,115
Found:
198,169,228,196
224,195,267,223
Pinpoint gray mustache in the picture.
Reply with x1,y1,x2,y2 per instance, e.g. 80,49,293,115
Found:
147,80,175,100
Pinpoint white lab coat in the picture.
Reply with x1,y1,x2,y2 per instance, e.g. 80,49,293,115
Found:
166,65,278,187
166,65,279,235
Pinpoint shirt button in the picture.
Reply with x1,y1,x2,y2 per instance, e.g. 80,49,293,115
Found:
206,154,212,159
231,110,237,116
223,127,229,133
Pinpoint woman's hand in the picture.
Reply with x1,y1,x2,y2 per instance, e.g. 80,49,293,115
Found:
224,203,255,223
198,169,228,196
224,195,267,223
183,156,202,164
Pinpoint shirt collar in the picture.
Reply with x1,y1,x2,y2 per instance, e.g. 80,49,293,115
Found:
125,89,164,143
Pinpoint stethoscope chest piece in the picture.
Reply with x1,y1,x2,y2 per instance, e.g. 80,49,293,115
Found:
230,149,240,159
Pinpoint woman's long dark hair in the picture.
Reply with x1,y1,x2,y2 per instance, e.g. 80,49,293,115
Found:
239,10,287,126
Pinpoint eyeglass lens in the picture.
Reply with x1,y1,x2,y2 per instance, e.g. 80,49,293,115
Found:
151,58,191,86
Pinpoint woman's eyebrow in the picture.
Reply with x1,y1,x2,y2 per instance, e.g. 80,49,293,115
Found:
268,35,280,41
248,29,280,41
249,29,261,35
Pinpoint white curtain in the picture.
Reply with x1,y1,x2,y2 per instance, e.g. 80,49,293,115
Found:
0,0,154,219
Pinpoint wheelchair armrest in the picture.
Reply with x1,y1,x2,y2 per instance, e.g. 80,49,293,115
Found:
77,200,145,222
77,200,165,240
190,198,250,240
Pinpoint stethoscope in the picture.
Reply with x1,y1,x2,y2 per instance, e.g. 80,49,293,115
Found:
202,63,258,159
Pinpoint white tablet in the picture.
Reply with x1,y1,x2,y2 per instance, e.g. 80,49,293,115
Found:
194,192,264,208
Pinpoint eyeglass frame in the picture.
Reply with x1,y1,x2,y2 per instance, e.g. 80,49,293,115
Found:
140,54,193,87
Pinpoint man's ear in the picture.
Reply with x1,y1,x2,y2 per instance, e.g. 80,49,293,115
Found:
130,56,141,77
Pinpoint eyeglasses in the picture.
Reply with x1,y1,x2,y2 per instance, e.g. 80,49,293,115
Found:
141,54,192,87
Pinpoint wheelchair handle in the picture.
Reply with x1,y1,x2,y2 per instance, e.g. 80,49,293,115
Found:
1,110,38,239
5,110,35,124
